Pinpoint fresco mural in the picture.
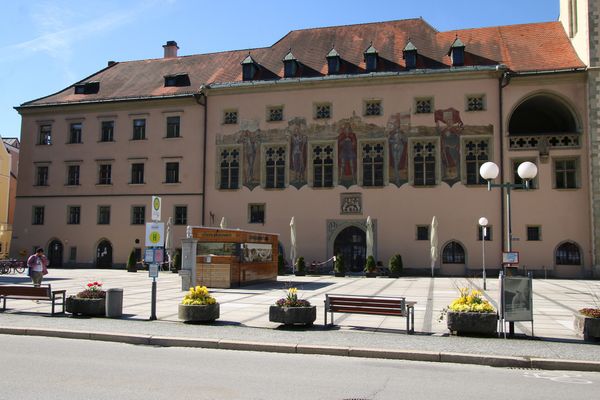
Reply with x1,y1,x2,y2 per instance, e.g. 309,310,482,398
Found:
216,108,491,190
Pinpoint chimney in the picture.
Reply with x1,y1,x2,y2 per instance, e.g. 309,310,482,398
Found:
163,41,179,58
107,60,116,67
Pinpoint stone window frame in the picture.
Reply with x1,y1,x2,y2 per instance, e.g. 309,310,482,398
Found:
131,117,147,141
248,203,266,224
223,109,239,125
414,97,434,114
416,225,429,241
174,205,188,225
358,139,388,187
261,142,288,189
526,225,542,241
308,140,337,188
131,205,146,225
313,102,332,120
32,205,45,225
552,156,580,190
37,122,53,146
65,161,82,186
68,121,84,144
363,98,383,117
97,205,111,225
408,137,440,187
66,205,81,225
33,162,50,187
216,144,242,190
465,94,486,112
128,157,147,185
460,135,492,186
96,158,114,186
266,105,284,123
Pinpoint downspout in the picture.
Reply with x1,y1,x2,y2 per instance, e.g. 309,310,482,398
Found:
499,69,511,256
194,87,208,226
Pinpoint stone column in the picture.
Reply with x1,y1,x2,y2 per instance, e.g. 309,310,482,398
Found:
179,238,197,290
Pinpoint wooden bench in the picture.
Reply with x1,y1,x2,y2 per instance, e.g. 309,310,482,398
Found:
0,284,66,315
324,294,416,334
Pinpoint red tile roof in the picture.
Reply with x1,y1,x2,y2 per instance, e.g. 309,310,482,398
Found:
21,19,585,107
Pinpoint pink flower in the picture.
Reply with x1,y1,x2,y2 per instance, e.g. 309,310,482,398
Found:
87,283,93,287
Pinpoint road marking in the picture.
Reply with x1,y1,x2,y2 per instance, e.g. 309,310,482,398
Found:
524,372,593,384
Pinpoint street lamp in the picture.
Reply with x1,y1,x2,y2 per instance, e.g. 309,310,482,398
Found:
478,217,488,290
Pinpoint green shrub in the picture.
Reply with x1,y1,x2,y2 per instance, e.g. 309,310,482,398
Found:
389,254,403,276
334,253,345,273
364,255,377,273
127,249,136,271
297,256,306,273
278,253,285,275
173,249,182,271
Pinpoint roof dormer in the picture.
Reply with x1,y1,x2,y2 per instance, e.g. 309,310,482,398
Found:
448,36,465,67
364,42,378,72
74,81,100,95
326,47,341,75
283,49,298,78
164,73,190,87
403,40,418,70
241,53,259,81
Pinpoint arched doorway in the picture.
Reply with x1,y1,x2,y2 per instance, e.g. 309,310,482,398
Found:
333,226,366,272
96,240,113,268
47,239,63,268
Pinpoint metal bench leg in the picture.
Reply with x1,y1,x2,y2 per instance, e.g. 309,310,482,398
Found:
410,306,415,334
1,296,5,311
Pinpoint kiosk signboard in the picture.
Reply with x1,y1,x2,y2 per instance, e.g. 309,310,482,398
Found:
503,275,533,322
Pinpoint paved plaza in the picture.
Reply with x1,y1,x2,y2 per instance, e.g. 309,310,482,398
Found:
1,269,598,340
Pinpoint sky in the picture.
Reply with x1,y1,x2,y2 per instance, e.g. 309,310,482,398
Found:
0,0,560,138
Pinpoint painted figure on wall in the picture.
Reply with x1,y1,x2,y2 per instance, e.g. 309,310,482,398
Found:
386,113,410,187
288,118,308,188
237,122,261,189
337,122,357,188
435,107,464,185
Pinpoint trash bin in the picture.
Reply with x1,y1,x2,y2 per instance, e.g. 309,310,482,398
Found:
105,288,124,318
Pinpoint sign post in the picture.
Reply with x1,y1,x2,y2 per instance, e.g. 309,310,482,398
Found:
148,196,163,321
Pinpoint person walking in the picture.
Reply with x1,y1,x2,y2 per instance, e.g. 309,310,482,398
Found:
27,248,48,286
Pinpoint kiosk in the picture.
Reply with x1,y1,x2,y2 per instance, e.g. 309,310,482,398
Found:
185,227,279,288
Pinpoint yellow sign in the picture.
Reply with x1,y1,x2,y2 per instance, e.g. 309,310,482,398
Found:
145,222,165,247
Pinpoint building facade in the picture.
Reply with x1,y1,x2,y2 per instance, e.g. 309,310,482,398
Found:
0,137,19,258
11,0,599,277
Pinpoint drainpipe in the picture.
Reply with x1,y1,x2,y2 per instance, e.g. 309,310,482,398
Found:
194,86,208,226
499,69,511,259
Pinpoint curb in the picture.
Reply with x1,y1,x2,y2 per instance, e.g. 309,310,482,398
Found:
2,326,600,372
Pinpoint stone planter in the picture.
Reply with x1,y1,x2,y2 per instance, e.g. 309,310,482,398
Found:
269,305,316,326
66,296,106,317
365,272,377,278
178,303,220,323
294,271,306,276
334,272,346,277
447,311,498,336
574,313,600,341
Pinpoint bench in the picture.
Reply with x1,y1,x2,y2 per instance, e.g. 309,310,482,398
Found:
324,294,416,334
0,284,66,315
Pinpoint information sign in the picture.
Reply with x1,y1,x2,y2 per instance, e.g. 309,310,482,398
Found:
144,248,155,263
502,251,519,264
149,264,159,278
151,196,161,221
145,222,165,247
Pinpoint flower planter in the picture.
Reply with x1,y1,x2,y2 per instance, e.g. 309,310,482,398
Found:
573,313,600,341
365,272,377,278
447,311,498,336
269,305,316,325
178,303,220,323
66,296,106,317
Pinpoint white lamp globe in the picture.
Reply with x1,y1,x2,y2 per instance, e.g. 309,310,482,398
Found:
517,161,538,180
478,217,488,227
479,162,499,180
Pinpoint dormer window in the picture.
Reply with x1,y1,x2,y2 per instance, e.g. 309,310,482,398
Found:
364,43,378,72
74,81,100,94
241,54,259,81
283,50,298,78
164,74,190,87
403,41,418,70
326,47,341,75
449,37,465,67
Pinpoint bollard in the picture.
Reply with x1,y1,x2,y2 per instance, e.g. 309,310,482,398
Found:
105,288,124,318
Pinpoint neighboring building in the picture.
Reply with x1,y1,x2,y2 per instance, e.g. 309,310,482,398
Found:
11,1,599,277
0,137,19,258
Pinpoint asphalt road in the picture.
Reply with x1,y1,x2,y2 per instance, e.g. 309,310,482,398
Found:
1,335,599,400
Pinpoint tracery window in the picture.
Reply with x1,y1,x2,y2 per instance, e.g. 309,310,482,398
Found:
362,142,385,186
464,139,489,185
312,144,334,188
413,141,436,186
219,148,240,189
265,146,286,189
442,241,465,264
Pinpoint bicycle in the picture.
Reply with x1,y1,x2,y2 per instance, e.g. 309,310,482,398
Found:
12,261,26,274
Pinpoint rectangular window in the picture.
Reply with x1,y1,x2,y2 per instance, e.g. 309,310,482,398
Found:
464,139,490,185
413,141,436,186
467,95,485,111
98,206,111,225
477,226,492,241
101,121,114,142
166,116,180,138
264,146,286,189
174,206,187,225
223,110,238,124
267,106,283,122
364,100,382,116
165,162,179,183
38,125,52,145
554,158,578,189
67,206,81,225
69,246,77,261
133,119,146,140
35,166,49,186
314,103,331,119
415,98,433,114
131,163,145,184
219,148,240,189
131,206,145,225
416,226,429,240
98,164,112,185
248,203,265,223
32,206,45,225
312,144,334,188
361,142,385,186
513,160,537,189
67,165,80,186
527,226,541,241
69,123,82,143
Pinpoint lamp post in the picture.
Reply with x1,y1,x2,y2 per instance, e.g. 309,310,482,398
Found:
478,217,488,290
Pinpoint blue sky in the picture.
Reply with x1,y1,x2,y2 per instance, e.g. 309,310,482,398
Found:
0,0,559,138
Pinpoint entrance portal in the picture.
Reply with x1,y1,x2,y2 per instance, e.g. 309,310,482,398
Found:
333,226,366,272
48,240,63,268
96,240,113,268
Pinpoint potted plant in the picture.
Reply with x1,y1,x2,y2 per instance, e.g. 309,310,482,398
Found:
389,254,403,278
334,254,345,277
295,256,306,276
574,308,600,341
66,281,107,317
444,288,497,336
126,249,137,273
364,255,377,277
178,285,219,323
269,287,316,326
